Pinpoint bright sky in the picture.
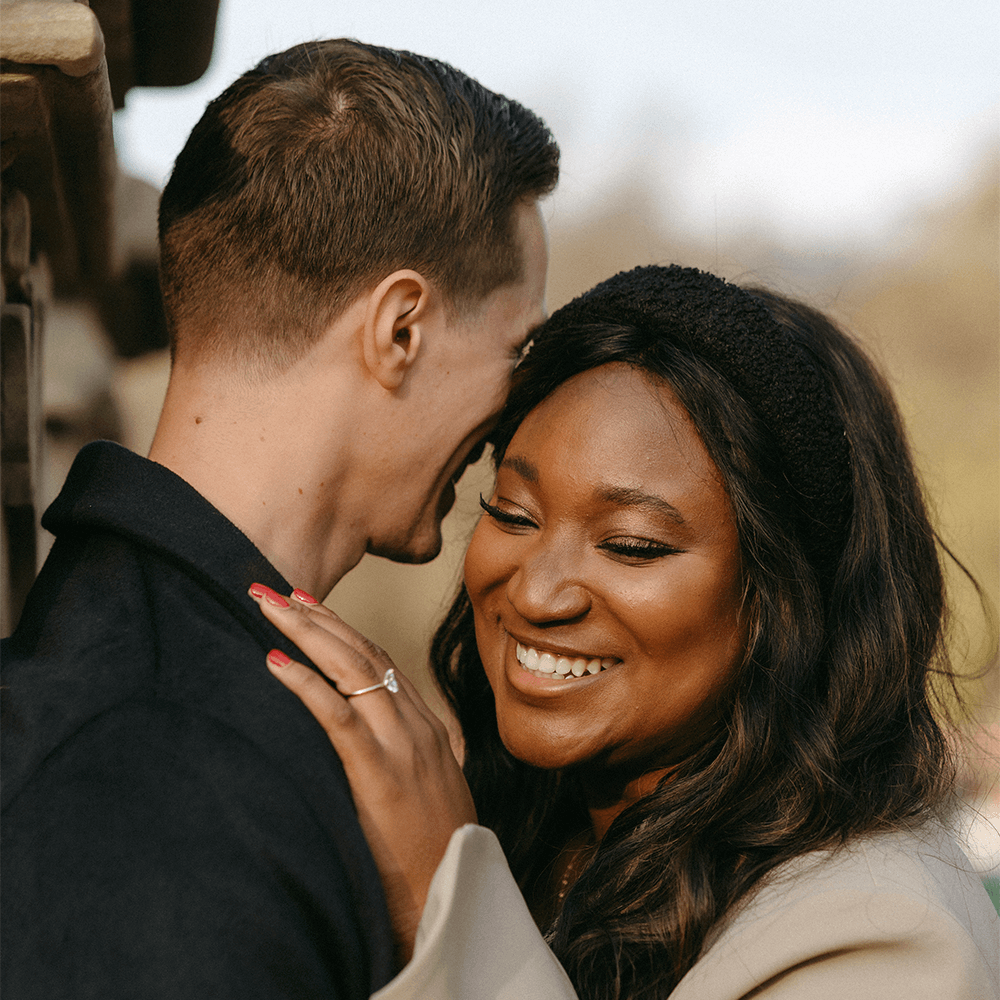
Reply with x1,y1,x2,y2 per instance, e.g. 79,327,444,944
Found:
113,0,998,245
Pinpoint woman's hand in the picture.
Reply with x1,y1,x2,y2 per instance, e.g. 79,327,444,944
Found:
248,584,477,967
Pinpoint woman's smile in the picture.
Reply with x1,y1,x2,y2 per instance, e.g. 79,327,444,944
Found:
503,630,623,694
516,641,616,679
464,362,749,775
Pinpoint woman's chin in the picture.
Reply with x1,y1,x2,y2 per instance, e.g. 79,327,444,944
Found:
498,729,593,773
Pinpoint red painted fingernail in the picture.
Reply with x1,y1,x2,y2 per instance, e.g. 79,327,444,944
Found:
292,589,319,604
249,583,289,608
267,649,291,668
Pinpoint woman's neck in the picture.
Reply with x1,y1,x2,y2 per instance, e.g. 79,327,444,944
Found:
583,765,674,842
531,827,595,930
530,765,676,928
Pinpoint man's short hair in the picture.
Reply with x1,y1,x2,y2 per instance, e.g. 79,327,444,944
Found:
158,38,560,373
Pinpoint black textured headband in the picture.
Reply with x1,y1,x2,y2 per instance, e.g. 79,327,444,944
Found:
528,264,852,576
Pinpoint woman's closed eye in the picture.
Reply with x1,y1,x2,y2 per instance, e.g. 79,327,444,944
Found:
480,494,681,562
479,494,537,529
598,537,681,561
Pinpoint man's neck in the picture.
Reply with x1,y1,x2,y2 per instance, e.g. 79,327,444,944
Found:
148,359,374,599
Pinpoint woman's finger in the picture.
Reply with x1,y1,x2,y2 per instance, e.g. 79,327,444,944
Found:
265,648,387,751
265,647,347,723
252,584,399,682
259,605,476,966
253,584,358,645
251,584,443,729
251,585,389,691
260,583,394,666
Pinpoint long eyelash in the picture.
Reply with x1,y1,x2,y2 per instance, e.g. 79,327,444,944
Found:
478,494,534,527
601,539,678,558
478,496,675,556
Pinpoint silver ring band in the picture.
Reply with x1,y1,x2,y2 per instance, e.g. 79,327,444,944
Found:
343,668,399,698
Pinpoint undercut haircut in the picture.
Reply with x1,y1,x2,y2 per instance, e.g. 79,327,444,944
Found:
158,38,559,374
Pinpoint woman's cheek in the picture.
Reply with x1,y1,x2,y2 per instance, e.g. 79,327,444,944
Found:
462,521,493,600
471,606,500,685
464,521,518,607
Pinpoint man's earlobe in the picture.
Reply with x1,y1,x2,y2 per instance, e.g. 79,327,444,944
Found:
363,270,428,390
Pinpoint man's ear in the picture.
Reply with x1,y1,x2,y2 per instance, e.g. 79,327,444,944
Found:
362,270,431,390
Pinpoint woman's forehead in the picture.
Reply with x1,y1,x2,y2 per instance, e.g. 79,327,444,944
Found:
502,364,731,520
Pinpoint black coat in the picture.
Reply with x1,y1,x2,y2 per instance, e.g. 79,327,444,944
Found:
1,442,395,999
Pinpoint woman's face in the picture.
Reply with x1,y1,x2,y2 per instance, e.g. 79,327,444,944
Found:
464,362,748,778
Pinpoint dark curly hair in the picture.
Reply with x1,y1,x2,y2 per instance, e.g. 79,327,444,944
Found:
431,266,962,998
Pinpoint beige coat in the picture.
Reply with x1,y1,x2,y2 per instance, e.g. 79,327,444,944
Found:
374,820,999,1000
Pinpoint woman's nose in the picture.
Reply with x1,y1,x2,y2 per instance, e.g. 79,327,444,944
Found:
505,544,591,625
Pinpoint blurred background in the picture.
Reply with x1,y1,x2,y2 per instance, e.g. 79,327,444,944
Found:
110,0,998,718
3,0,997,889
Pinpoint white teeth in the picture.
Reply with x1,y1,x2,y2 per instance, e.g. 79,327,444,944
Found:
517,644,541,670
538,652,558,673
514,643,615,680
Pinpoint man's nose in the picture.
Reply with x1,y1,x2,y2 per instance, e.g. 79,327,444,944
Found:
505,541,591,625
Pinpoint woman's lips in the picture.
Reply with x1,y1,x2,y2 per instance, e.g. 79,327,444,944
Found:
515,642,619,680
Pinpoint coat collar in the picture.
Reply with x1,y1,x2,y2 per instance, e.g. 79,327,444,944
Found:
42,440,291,632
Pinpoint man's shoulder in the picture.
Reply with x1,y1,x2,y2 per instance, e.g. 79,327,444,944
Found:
2,450,396,998
1,526,367,871
5,695,323,831
3,440,293,802
1,695,386,1000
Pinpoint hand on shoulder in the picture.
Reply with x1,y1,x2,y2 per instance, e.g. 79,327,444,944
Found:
250,584,477,967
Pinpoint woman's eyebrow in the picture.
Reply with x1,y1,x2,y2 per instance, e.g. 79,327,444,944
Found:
499,454,538,482
498,460,685,523
597,484,686,524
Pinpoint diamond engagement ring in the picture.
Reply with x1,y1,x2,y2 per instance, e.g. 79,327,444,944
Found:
343,668,399,698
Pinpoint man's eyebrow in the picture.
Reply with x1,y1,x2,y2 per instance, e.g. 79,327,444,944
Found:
597,484,686,524
499,454,538,482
